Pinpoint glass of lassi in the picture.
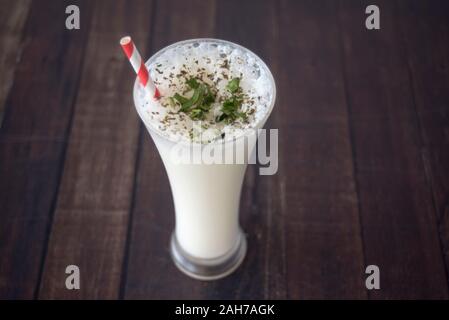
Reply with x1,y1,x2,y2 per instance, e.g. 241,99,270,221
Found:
132,39,276,280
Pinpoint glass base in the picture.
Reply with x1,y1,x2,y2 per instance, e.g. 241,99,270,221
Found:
169,229,247,281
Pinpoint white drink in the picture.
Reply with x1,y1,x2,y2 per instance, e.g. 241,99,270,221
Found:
132,39,275,279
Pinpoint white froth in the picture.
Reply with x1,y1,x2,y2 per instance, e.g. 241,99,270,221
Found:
134,40,275,144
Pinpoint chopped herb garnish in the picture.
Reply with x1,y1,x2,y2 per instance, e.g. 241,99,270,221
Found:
186,77,200,89
172,77,216,120
171,74,247,123
226,77,240,93
173,93,189,105
217,78,247,123
189,108,204,120
179,85,204,111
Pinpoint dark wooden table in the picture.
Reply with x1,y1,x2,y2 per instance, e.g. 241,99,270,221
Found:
0,0,448,300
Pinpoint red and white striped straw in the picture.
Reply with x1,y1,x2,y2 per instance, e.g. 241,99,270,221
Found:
120,36,160,99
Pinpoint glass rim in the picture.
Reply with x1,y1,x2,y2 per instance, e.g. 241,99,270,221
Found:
133,38,277,146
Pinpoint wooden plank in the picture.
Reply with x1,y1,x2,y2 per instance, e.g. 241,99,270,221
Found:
122,0,217,299
0,0,31,128
37,0,154,299
0,0,92,299
278,0,366,299
397,0,449,288
338,0,448,298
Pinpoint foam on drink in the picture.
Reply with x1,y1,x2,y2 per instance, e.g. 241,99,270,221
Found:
134,40,275,144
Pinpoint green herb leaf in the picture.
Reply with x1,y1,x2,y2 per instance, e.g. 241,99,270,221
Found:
226,77,240,93
186,77,200,89
172,78,218,121
179,85,204,112
222,98,237,114
217,78,247,123
203,86,216,107
173,93,189,105
190,108,204,120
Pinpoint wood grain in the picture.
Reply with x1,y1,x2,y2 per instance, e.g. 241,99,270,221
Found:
122,0,217,300
0,0,92,299
38,0,154,299
397,0,449,284
0,0,31,128
278,0,366,299
338,0,448,298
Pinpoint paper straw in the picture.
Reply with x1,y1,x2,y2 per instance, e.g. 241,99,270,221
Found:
120,36,160,99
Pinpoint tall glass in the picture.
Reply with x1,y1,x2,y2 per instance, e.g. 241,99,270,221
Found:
133,39,276,280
